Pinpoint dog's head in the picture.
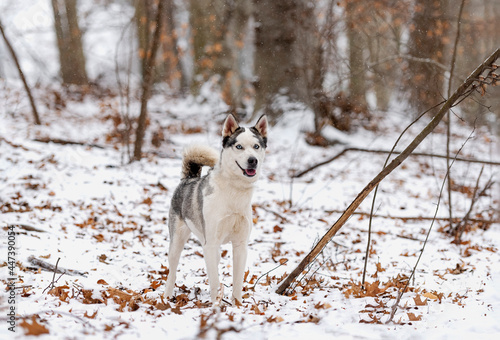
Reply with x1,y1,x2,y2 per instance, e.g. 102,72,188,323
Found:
220,114,268,183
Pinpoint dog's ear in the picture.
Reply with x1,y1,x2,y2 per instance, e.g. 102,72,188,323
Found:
254,115,268,138
222,114,239,137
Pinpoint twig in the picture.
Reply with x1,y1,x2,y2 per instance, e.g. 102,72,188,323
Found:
0,19,41,125
386,129,474,324
114,16,135,163
34,137,104,149
293,147,500,178
42,258,62,294
276,48,500,296
453,167,493,243
362,105,437,287
255,205,291,223
367,54,450,73
252,259,288,290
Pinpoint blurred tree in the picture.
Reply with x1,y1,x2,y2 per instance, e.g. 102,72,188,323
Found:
51,0,88,85
345,0,367,109
190,0,251,113
363,0,410,112
455,0,500,126
253,0,322,124
405,0,450,114
134,0,186,91
133,0,166,161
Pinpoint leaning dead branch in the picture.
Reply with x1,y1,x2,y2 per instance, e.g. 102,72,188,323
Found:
276,48,500,296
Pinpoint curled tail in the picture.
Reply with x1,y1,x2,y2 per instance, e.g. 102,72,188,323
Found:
181,145,219,179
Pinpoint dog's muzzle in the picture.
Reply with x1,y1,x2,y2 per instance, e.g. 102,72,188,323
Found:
236,158,257,177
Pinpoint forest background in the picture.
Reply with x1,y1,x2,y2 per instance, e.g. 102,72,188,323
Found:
1,0,500,338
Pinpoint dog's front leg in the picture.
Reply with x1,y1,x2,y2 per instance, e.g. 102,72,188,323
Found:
231,241,247,304
203,244,221,303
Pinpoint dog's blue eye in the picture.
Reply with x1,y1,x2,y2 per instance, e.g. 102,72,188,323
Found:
253,144,259,149
236,145,243,150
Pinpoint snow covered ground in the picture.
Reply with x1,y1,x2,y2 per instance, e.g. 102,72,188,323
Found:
1,0,500,338
1,83,499,339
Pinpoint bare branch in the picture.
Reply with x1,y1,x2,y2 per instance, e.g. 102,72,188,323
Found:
0,19,41,125
293,147,500,178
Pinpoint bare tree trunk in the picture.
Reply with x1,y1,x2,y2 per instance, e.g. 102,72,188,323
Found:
134,0,152,79
345,0,367,109
189,0,251,112
405,0,449,114
162,0,188,92
0,20,41,125
253,0,322,123
133,0,166,161
51,0,88,85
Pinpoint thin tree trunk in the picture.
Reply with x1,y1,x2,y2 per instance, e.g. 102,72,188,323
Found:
133,0,166,161
446,0,466,232
346,0,366,108
406,0,449,115
253,0,322,123
276,48,500,295
0,20,41,125
134,0,151,78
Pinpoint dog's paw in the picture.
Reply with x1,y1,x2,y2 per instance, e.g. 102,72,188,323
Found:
162,291,173,301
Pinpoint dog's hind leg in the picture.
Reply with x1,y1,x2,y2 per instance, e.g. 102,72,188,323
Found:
163,220,190,300
203,244,221,304
231,241,248,304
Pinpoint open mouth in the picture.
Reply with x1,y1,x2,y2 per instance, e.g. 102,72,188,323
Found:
236,161,257,177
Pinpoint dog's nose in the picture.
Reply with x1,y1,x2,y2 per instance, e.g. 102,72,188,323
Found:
248,156,258,168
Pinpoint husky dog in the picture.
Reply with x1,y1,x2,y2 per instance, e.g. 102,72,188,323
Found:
164,114,268,304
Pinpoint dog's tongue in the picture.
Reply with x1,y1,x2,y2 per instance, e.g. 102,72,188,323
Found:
245,169,256,176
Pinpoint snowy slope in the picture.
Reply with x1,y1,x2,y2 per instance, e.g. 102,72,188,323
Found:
1,85,499,339
1,0,500,338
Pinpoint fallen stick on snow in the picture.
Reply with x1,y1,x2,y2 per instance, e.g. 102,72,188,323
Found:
28,256,87,277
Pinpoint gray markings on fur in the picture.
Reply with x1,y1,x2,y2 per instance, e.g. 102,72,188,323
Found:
169,173,213,243
222,126,267,150
249,127,267,148
222,127,245,148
